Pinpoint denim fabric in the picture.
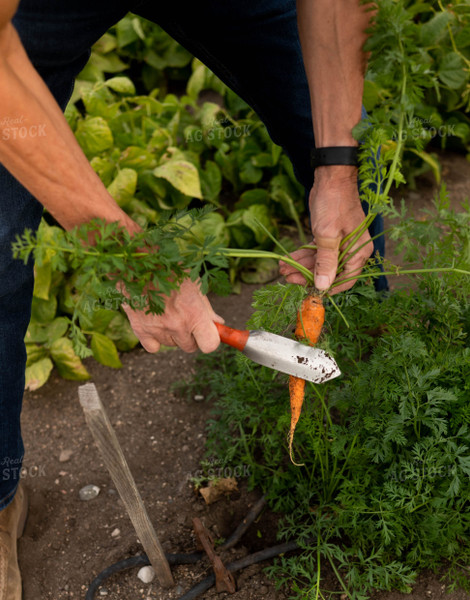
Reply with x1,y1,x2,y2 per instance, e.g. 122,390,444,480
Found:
0,0,386,508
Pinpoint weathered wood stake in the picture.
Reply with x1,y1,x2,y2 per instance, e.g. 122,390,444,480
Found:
78,383,174,588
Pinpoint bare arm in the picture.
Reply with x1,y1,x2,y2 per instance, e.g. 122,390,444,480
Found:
0,5,222,352
0,20,139,233
281,0,375,293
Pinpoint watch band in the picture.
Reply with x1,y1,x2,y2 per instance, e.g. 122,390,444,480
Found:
311,146,359,170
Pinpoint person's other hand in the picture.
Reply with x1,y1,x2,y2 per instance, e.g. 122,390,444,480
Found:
279,166,373,294
122,278,224,353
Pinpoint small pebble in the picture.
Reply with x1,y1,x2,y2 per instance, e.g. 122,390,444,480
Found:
99,588,108,596
79,485,100,501
194,394,204,402
59,449,73,463
111,528,120,538
137,566,155,584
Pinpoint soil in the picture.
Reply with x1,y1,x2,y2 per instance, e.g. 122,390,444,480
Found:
18,152,470,600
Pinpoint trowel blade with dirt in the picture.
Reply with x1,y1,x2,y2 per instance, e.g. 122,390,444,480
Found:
215,323,341,384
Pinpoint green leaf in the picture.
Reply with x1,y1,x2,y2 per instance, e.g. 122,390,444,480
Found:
105,312,139,351
89,51,128,74
93,32,117,54
187,65,206,99
240,258,279,284
75,116,114,156
31,295,57,324
420,11,452,46
45,317,69,345
200,161,222,203
25,357,54,391
25,323,48,344
107,168,138,207
25,343,48,367
438,53,467,90
119,146,156,170
128,198,159,227
116,16,142,47
199,102,223,133
33,261,52,300
181,212,229,248
50,338,90,380
90,157,116,187
242,204,275,245
153,161,202,199
235,189,269,209
363,79,381,112
240,161,263,184
251,153,273,168
105,76,136,95
91,332,122,368
92,309,119,333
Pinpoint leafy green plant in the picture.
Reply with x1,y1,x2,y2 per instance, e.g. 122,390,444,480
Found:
197,197,470,599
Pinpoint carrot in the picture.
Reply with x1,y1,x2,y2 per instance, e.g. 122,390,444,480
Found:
288,294,325,465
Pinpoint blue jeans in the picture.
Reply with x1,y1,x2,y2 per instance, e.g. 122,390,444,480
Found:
0,0,386,509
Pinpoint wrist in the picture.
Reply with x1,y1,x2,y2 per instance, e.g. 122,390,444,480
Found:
314,164,358,184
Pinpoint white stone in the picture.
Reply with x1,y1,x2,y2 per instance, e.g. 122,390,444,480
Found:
79,484,100,501
111,528,120,538
137,566,155,584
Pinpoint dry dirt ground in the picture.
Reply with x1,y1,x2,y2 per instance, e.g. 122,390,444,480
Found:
19,152,470,600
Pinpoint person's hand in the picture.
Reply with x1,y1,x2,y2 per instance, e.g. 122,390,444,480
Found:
121,278,224,354
279,166,373,294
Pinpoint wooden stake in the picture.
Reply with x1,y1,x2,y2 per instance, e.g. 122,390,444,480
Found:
78,383,174,588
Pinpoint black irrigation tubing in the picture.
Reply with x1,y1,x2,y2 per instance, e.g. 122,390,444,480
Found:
219,494,267,551
177,540,302,600
84,553,203,600
85,495,299,600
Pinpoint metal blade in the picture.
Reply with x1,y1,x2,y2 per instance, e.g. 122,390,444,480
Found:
242,330,341,384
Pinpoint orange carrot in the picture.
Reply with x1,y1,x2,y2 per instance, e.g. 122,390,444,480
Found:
288,294,325,465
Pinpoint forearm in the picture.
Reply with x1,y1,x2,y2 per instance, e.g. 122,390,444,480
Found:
296,0,373,150
0,23,139,233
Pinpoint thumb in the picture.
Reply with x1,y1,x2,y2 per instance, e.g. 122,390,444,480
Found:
314,235,341,291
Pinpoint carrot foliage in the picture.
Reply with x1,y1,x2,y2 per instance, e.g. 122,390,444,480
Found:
196,197,470,600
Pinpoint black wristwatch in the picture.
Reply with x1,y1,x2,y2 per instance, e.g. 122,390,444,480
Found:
311,146,359,171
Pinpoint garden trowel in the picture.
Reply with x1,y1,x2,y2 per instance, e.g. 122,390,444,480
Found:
215,322,341,384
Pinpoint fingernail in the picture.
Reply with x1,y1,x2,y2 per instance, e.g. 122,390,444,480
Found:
315,275,330,290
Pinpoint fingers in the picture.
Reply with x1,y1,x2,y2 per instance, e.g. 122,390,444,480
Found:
192,320,221,354
330,234,373,295
279,246,316,285
122,278,224,354
313,235,342,291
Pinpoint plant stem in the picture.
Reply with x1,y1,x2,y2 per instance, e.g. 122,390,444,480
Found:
330,266,470,288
